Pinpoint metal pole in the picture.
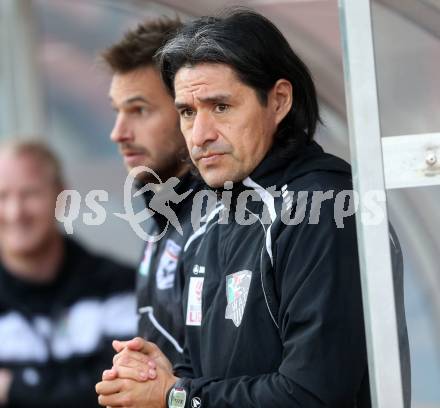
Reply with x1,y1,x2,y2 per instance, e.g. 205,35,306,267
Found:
338,0,405,406
0,0,44,138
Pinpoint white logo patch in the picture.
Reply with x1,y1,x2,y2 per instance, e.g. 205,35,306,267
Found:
191,397,202,407
225,270,252,327
186,277,204,326
139,241,155,277
156,239,181,290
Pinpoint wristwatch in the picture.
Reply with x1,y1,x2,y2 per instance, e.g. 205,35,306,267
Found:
167,378,190,408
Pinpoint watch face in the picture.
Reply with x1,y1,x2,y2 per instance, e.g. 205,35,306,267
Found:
168,386,187,408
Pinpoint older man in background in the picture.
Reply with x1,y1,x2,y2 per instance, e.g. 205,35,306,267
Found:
0,140,136,407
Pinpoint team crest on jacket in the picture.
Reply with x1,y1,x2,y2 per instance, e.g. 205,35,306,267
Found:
225,270,252,327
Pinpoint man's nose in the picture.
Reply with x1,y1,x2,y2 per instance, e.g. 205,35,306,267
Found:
110,114,133,143
191,111,218,148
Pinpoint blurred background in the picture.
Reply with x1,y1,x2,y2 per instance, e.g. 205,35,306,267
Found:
0,0,439,406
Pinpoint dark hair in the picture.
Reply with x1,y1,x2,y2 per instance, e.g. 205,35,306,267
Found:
101,17,182,73
156,9,320,156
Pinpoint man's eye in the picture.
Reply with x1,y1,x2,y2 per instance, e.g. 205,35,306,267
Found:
180,108,195,119
126,106,147,116
214,104,229,113
135,107,147,115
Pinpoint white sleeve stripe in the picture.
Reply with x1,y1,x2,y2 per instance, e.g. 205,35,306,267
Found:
138,306,184,353
243,177,276,265
243,177,277,222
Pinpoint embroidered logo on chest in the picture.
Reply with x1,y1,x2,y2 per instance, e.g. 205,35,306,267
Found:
225,270,252,327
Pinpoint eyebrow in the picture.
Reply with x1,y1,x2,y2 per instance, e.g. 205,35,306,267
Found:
175,93,232,110
110,96,149,108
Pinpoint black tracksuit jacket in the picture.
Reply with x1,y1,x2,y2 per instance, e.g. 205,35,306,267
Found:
0,237,136,407
137,172,204,364
174,142,410,407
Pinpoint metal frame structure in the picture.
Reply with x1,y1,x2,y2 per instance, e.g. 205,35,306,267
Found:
339,0,440,406
0,0,44,138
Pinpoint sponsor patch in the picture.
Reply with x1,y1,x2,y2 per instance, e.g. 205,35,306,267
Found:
225,270,252,327
139,241,154,277
186,277,204,326
156,239,181,290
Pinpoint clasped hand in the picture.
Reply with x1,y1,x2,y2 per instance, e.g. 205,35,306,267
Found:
95,337,177,408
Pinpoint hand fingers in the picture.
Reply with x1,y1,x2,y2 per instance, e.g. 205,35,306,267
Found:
124,337,144,351
113,349,154,367
115,355,157,371
113,349,144,365
127,338,160,355
112,336,144,352
95,379,122,396
98,391,126,407
112,336,147,353
113,337,162,358
127,340,173,372
104,358,156,382
114,338,165,364
112,339,129,353
97,387,140,407
114,364,157,382
102,368,117,381
119,337,160,356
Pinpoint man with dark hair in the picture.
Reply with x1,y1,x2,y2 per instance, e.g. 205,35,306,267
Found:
100,18,203,364
0,140,136,407
97,10,410,408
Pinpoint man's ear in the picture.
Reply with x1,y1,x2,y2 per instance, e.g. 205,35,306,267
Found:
270,79,293,126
